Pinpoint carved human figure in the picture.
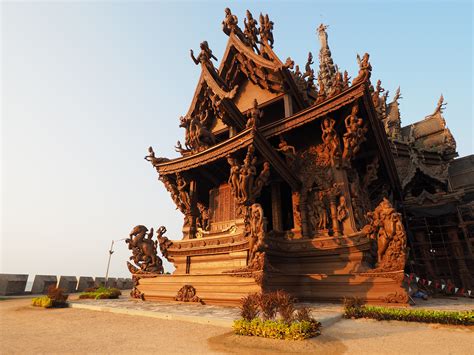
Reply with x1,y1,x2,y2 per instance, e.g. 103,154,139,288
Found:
248,203,265,261
276,136,296,165
343,70,350,88
321,117,340,161
259,13,274,48
222,8,239,35
352,53,372,85
303,52,314,78
342,105,366,163
372,79,385,108
337,196,349,222
227,156,241,198
364,198,407,271
197,202,210,231
246,99,263,128
309,192,328,231
244,10,260,53
176,173,191,211
190,41,218,73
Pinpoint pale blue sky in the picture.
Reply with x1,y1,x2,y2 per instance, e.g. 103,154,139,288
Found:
1,1,472,278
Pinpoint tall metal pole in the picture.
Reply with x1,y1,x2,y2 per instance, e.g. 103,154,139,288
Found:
105,240,114,288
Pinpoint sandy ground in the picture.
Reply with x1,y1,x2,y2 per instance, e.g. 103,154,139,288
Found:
1,299,473,354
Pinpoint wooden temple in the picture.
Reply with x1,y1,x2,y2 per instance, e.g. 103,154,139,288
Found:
125,9,473,305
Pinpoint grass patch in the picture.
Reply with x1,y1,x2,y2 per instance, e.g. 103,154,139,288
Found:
344,304,474,326
78,287,121,300
233,291,321,340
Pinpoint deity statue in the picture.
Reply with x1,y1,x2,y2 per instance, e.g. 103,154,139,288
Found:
342,104,367,164
190,41,218,73
176,173,191,211
276,136,296,166
227,146,270,206
321,117,341,165
342,70,350,89
246,99,263,128
352,53,372,85
303,52,314,79
227,155,241,198
259,13,274,48
248,203,265,261
125,225,164,274
222,8,239,35
372,79,385,109
197,202,210,231
363,198,407,271
244,10,260,53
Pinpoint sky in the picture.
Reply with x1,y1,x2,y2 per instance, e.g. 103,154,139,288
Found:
1,1,472,279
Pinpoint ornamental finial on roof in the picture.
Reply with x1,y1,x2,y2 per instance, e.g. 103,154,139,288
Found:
316,23,337,96
244,10,260,54
259,13,274,49
190,41,218,72
433,94,447,115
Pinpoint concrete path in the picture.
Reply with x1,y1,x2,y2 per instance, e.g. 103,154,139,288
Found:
69,296,344,327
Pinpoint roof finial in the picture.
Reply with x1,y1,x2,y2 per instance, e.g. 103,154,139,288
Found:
316,23,336,96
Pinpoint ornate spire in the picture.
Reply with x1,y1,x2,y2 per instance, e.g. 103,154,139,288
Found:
317,24,336,96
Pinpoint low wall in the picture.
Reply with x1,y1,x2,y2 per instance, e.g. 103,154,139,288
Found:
31,275,57,294
0,274,28,296
0,274,132,295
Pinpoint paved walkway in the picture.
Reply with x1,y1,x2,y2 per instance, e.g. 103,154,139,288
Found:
69,295,473,328
70,296,345,327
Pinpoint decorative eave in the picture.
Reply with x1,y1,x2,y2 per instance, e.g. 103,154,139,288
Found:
156,128,254,175
261,81,366,138
361,83,403,200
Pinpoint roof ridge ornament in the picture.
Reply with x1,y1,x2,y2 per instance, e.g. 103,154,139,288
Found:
352,53,372,85
317,24,337,96
426,94,447,119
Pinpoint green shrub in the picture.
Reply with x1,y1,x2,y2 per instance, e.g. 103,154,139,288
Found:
233,318,321,340
79,287,122,300
32,296,53,308
344,305,474,326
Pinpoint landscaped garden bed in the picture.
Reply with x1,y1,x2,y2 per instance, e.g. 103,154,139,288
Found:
233,291,321,340
32,286,69,308
343,298,474,326
78,286,122,300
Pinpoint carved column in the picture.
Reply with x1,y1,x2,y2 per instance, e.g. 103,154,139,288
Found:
271,182,283,232
414,231,437,280
187,180,198,239
291,191,302,239
447,227,473,290
328,194,341,236
300,189,311,238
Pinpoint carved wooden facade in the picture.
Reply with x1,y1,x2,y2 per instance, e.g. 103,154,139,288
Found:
126,9,472,305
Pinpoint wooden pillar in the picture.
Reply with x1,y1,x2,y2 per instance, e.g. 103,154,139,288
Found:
188,180,198,239
283,94,293,118
271,182,283,232
447,227,473,290
291,191,302,239
328,194,341,236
